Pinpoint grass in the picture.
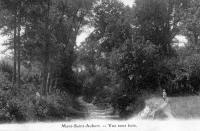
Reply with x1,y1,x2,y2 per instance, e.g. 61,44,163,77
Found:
141,93,200,119
169,95,200,119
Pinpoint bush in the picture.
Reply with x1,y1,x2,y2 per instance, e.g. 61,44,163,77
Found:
0,72,12,90
7,98,27,122
34,92,73,121
182,53,200,93
81,69,111,103
0,71,85,122
93,86,113,109
0,60,13,81
158,53,200,96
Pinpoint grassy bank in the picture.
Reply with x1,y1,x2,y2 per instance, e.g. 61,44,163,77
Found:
169,95,200,119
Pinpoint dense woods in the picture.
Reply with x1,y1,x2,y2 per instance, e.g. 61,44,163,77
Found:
0,0,200,122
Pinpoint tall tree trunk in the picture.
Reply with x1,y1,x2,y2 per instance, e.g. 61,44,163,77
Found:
54,77,58,90
12,13,17,86
42,0,50,96
49,76,53,93
17,15,21,89
42,57,48,95
46,72,50,94
194,33,198,46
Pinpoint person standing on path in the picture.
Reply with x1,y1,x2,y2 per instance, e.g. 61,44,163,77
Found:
163,89,167,102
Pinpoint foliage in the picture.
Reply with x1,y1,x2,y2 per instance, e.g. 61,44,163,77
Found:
79,68,111,102
180,0,200,46
0,70,85,122
1,0,200,122
0,0,96,96
112,40,160,91
135,0,189,56
0,60,13,81
155,50,200,95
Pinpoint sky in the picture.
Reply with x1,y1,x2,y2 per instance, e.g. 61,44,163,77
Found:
0,30,10,59
174,35,188,47
120,0,135,6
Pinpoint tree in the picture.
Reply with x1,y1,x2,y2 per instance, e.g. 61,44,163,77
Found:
91,0,132,52
0,0,17,85
17,7,21,89
181,0,200,47
55,0,95,95
18,0,96,95
135,0,189,56
0,0,28,88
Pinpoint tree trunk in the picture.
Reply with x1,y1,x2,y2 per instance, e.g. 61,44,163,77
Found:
12,13,17,86
17,15,21,89
42,0,50,96
46,72,50,94
42,59,48,95
49,76,53,93
54,77,58,90
194,33,198,46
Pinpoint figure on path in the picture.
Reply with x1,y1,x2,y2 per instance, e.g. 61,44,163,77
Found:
35,92,41,104
162,89,167,102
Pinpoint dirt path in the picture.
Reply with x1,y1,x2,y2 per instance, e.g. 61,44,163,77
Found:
78,97,119,119
78,96,174,120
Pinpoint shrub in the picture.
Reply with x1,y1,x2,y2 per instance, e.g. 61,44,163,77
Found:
0,72,12,90
0,60,13,81
182,53,200,93
34,93,70,120
110,87,145,118
158,53,200,95
81,69,111,103
0,71,85,122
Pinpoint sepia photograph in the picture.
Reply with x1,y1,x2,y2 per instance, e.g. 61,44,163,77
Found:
0,0,200,130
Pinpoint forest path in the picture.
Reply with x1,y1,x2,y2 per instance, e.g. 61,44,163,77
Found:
77,96,174,120
77,97,119,120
